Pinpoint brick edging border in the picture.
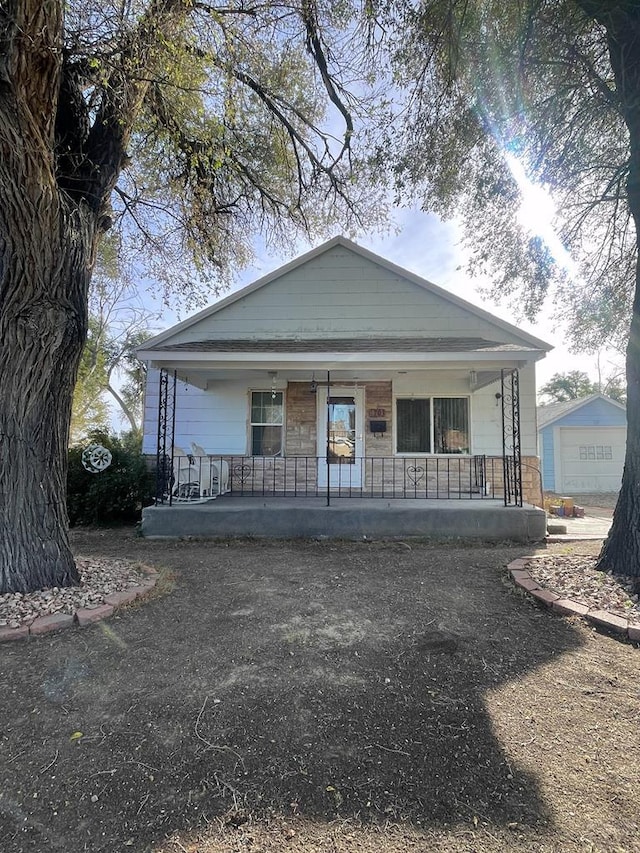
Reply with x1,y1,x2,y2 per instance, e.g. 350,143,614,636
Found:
0,568,159,643
508,557,640,643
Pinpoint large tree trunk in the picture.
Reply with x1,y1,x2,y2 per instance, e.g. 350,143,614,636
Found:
0,2,98,593
0,192,96,592
598,250,640,575
592,3,640,578
0,2,187,593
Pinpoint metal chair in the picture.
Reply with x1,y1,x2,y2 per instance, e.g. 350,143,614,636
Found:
172,446,200,500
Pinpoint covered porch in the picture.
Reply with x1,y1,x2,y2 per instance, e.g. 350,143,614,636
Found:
142,350,534,503
138,346,544,542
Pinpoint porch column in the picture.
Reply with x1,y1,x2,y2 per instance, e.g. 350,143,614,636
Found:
501,368,523,507
326,370,331,507
155,368,177,505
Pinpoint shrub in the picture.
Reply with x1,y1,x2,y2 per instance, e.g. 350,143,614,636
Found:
67,431,155,526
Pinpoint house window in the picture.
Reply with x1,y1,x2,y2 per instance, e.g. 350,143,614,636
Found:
251,391,283,456
396,397,469,454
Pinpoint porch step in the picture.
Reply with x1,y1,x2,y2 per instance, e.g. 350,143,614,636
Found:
142,499,546,543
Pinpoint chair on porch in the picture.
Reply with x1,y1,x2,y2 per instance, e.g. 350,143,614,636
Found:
171,446,201,500
190,443,230,496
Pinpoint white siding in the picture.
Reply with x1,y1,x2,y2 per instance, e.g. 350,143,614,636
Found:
518,364,538,456
142,366,161,455
162,246,536,346
143,369,251,456
469,386,505,455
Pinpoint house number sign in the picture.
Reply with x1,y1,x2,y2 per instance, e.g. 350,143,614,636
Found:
368,408,386,417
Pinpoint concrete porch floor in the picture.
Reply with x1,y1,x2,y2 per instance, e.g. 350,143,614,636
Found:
142,496,546,542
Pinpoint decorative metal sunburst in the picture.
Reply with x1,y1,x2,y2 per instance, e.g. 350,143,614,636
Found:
81,443,113,474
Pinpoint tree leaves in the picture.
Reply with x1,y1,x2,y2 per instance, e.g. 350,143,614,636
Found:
55,0,380,304
377,0,634,347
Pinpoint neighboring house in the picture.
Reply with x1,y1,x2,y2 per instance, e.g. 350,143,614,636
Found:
138,237,551,537
538,394,627,493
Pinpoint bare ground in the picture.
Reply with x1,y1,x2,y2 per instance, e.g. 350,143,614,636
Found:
1,530,639,853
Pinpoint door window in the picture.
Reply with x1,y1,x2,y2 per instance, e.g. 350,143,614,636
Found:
327,396,356,464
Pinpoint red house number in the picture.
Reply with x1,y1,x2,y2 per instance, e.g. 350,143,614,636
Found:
368,408,385,417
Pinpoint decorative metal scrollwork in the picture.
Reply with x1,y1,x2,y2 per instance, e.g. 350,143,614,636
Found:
406,465,425,487
233,464,253,485
155,369,177,504
501,369,523,507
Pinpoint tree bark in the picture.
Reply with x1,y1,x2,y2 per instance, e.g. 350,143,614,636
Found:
0,180,96,592
0,2,188,593
588,2,640,577
0,0,93,593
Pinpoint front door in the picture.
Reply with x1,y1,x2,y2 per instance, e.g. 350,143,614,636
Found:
317,388,364,488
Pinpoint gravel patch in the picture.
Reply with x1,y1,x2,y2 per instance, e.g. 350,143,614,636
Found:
0,557,149,628
527,554,640,621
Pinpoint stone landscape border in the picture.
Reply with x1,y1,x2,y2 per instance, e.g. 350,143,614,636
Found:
0,568,159,643
509,557,640,643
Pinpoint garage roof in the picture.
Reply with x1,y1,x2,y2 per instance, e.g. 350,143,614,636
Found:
537,394,626,429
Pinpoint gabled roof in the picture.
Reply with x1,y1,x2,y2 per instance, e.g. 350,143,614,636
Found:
141,236,552,352
537,394,626,429
153,337,537,354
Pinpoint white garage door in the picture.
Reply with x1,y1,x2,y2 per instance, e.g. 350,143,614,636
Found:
558,426,626,493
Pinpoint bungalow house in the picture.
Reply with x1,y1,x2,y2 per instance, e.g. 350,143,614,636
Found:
139,237,550,540
537,394,627,493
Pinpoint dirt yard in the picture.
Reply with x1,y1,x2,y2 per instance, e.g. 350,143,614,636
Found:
1,531,639,853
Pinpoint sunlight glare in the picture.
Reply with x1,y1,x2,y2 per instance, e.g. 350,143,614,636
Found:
505,154,579,278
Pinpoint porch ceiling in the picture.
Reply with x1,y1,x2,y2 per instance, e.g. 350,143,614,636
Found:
165,366,507,391
138,337,540,389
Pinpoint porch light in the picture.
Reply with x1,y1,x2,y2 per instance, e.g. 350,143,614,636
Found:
310,373,318,394
469,369,478,389
268,371,278,400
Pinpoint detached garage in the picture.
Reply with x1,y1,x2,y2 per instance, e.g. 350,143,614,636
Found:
538,394,627,493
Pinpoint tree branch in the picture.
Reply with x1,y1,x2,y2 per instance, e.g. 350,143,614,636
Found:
300,0,353,165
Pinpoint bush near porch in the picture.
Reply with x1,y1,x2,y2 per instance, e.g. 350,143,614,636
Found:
67,432,155,525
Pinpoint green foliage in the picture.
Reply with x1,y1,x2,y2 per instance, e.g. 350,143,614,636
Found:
71,241,157,443
539,371,597,403
61,0,382,308
70,316,112,444
377,0,635,349
539,369,627,403
602,375,627,404
67,432,155,526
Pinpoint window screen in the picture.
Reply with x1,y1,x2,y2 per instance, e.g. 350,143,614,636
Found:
434,398,469,454
396,399,431,453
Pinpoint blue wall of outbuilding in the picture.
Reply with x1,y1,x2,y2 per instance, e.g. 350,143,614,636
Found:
540,428,556,491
